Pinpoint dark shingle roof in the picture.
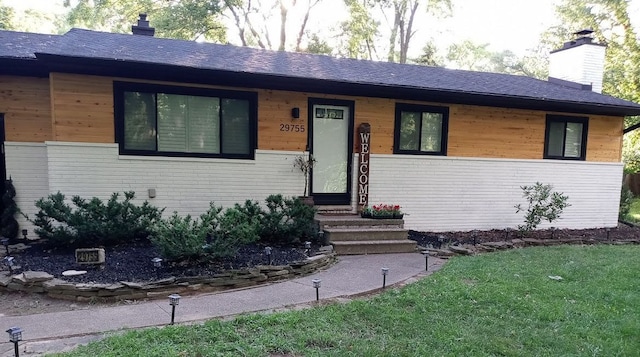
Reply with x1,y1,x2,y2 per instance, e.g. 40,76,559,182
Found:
2,28,640,115
0,30,59,59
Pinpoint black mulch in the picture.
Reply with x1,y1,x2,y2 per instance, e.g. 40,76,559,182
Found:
8,242,314,284
408,223,640,249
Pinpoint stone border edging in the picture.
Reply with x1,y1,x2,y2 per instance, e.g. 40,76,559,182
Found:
425,237,640,257
0,253,337,302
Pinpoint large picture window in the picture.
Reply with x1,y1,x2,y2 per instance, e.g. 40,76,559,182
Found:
115,82,257,159
394,103,449,155
544,115,588,160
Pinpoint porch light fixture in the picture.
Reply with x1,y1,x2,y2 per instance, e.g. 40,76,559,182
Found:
291,107,300,119
264,246,272,265
168,294,181,325
6,326,22,357
21,230,27,240
1,237,8,255
381,267,389,288
312,278,321,301
152,257,163,268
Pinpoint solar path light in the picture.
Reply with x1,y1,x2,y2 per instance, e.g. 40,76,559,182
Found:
21,229,28,240
168,294,181,325
422,251,429,271
3,256,14,275
264,246,272,265
1,237,8,255
381,267,389,289
152,257,163,268
304,241,311,256
312,279,321,301
6,326,22,357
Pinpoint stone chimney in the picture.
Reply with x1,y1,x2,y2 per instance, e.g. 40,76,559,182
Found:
132,13,155,36
548,29,606,93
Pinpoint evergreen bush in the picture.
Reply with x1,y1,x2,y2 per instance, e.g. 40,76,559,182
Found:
29,191,163,247
0,178,19,239
259,194,317,244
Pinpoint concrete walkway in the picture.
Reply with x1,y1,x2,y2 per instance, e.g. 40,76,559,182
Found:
0,253,445,356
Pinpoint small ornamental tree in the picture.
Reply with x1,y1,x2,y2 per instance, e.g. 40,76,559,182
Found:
515,182,570,234
0,178,19,239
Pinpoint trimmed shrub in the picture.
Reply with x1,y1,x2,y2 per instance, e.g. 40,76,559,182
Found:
151,201,261,262
29,191,163,247
1,178,19,239
259,194,317,245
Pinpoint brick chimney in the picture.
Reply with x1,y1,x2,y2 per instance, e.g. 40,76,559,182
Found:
548,29,606,93
132,13,155,36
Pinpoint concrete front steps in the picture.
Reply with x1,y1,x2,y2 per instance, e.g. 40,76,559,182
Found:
316,214,417,255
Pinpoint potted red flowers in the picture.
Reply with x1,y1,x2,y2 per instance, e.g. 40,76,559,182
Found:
370,204,403,219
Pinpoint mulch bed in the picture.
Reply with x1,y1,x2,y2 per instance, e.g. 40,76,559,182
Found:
408,222,640,249
8,242,313,284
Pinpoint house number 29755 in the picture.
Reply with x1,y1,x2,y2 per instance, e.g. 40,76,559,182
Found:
280,124,305,132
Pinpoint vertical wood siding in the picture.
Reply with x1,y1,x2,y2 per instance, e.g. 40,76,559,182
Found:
39,74,625,162
0,76,52,142
50,73,114,143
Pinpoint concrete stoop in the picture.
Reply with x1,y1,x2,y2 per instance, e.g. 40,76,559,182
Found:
316,214,417,255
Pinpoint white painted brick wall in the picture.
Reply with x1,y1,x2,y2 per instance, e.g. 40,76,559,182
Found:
4,143,49,236
45,142,305,217
365,154,622,232
549,44,606,93
6,142,623,236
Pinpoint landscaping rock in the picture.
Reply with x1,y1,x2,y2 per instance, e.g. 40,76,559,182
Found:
62,270,88,277
449,245,474,255
22,271,54,283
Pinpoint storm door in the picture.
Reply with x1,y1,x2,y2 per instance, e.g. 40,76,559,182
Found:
309,99,354,205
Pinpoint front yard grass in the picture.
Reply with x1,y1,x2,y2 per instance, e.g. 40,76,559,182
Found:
57,245,640,357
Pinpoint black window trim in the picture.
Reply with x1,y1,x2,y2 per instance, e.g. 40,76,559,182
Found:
543,114,589,161
393,103,449,156
114,81,258,160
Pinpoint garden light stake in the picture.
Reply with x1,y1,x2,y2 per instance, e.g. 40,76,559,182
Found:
6,326,22,357
312,279,321,301
382,267,389,288
168,294,181,325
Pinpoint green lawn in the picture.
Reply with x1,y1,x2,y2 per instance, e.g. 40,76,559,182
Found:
57,245,640,357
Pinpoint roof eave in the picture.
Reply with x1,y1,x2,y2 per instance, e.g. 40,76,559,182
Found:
32,53,640,117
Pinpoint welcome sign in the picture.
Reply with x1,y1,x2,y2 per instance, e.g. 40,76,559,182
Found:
358,123,371,210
